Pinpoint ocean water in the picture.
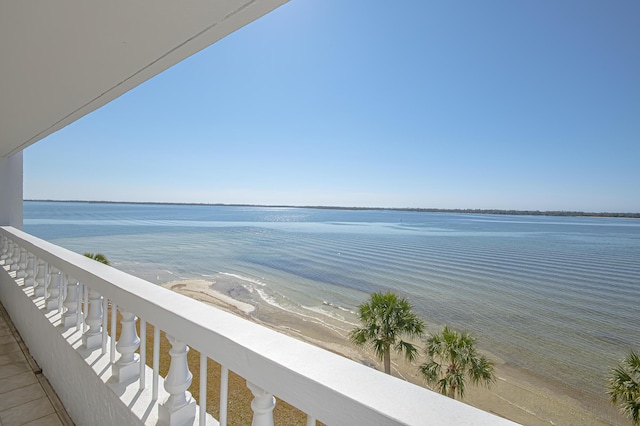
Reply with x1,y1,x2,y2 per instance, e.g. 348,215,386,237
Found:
23,201,640,403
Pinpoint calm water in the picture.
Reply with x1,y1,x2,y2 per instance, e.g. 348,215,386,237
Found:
23,201,640,401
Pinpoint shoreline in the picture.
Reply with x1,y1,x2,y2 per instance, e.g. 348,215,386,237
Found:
162,278,625,425
24,199,640,219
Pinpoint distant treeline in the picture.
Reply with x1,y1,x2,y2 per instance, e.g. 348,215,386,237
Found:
389,208,640,218
25,200,640,219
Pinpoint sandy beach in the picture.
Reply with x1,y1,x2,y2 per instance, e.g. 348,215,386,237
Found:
162,277,626,425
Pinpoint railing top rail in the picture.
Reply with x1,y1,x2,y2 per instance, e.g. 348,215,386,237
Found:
1,226,514,425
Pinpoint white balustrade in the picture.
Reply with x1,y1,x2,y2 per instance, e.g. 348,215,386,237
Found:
33,258,47,298
45,267,61,312
159,335,196,426
113,310,140,383
247,381,276,426
24,253,36,288
62,274,79,328
83,289,103,350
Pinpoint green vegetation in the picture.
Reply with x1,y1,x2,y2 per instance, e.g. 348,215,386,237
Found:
350,292,496,400
607,350,640,424
83,252,110,265
419,326,495,399
349,291,425,375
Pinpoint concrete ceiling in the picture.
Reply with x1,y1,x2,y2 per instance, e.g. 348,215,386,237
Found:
0,0,289,158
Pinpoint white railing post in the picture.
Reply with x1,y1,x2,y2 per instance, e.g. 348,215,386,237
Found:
45,267,61,312
110,303,117,363
15,247,27,278
101,297,108,354
153,327,160,400
0,239,11,266
159,335,196,426
139,319,146,389
62,274,79,328
220,366,228,426
24,253,37,288
199,354,207,426
246,381,276,426
33,258,47,298
83,289,103,350
58,273,66,313
113,309,140,383
10,243,21,272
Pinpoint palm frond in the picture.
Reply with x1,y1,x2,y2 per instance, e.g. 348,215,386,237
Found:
83,252,110,265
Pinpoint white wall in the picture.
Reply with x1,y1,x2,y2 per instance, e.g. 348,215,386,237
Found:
0,153,23,229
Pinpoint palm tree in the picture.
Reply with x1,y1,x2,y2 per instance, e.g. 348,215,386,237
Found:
419,325,495,399
349,291,425,375
607,350,640,424
83,253,110,265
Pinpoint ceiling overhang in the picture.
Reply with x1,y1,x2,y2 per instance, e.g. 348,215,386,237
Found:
0,0,289,157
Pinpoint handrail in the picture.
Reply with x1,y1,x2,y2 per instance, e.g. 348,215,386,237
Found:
0,225,514,425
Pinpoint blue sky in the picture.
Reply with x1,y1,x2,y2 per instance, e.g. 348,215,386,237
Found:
24,1,640,212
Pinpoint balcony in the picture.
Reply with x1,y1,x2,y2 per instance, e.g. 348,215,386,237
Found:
0,225,515,425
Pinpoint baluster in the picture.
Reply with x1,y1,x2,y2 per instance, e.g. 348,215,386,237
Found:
139,320,146,389
83,289,103,349
246,381,276,426
62,275,79,328
113,309,140,383
83,288,89,332
10,244,21,272
45,267,61,312
0,238,10,265
110,303,117,363
153,327,160,400
33,258,47,298
158,335,196,426
23,253,36,289
76,284,83,331
220,366,228,426
15,248,28,279
101,298,108,354
58,273,66,312
306,416,317,426
199,354,207,426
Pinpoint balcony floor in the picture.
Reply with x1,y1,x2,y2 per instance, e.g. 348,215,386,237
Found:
0,303,73,426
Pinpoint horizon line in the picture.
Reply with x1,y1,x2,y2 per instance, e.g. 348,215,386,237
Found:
23,199,640,218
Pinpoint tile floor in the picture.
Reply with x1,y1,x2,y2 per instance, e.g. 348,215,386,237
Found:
0,303,73,426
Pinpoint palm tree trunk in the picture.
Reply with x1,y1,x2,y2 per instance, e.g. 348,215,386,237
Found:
384,350,391,374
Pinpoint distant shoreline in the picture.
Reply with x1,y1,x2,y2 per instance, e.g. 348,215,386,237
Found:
24,199,640,219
